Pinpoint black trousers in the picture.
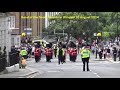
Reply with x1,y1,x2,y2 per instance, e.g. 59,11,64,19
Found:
99,53,102,59
82,58,89,71
104,54,106,59
46,55,51,62
71,56,76,62
54,49,57,57
58,56,63,64
63,56,66,62
119,55,120,61
113,54,117,61
70,55,72,61
35,56,40,62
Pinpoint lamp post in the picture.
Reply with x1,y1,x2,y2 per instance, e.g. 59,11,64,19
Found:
62,15,64,36
117,12,118,41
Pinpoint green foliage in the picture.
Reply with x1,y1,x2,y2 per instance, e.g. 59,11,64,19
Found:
46,12,120,40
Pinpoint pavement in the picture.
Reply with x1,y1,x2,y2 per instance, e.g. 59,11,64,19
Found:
0,59,43,78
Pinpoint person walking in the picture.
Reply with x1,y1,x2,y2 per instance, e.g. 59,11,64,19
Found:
103,48,107,60
57,46,64,65
45,45,52,62
118,48,120,61
80,46,91,71
71,46,77,62
113,47,117,61
34,45,42,63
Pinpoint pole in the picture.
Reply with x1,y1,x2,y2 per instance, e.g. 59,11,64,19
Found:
62,16,64,36
19,12,21,35
54,29,56,34
117,12,118,41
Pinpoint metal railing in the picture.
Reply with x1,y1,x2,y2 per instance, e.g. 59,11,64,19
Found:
0,55,7,72
9,52,20,66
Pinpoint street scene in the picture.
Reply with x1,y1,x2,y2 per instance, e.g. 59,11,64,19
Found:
0,12,120,78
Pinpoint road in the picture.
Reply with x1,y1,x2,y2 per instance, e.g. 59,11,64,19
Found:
27,53,120,78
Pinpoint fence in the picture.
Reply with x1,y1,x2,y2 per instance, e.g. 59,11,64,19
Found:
9,52,20,66
0,54,7,72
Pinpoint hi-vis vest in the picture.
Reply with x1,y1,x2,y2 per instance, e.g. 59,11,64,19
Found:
57,48,64,56
20,50,28,56
81,49,90,58
44,44,46,47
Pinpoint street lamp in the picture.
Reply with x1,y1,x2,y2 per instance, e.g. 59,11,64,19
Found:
62,15,64,36
117,12,118,41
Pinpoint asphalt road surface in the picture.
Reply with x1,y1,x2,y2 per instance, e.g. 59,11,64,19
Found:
27,54,120,78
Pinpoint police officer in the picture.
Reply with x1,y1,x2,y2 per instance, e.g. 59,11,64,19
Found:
20,47,28,59
57,46,64,65
62,45,67,63
81,46,91,71
54,44,57,57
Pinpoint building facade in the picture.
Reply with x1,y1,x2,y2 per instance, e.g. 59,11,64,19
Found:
45,12,60,28
10,12,45,38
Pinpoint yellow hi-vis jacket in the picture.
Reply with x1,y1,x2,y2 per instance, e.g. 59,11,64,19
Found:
20,50,28,56
81,49,90,58
43,44,46,47
57,48,64,56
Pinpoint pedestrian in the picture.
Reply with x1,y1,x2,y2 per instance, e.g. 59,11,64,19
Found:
95,46,98,59
118,49,120,61
98,48,103,59
107,47,111,59
103,48,107,60
57,46,64,65
113,47,117,61
80,46,91,71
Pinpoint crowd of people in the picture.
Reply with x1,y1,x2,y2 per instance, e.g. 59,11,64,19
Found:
91,40,120,61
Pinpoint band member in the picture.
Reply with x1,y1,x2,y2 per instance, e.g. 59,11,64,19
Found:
71,46,77,62
45,45,52,62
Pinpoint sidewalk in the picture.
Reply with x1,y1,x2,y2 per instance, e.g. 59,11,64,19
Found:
93,58,120,63
0,67,43,78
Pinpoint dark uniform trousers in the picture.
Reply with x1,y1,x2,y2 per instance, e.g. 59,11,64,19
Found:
58,55,63,64
82,57,89,71
35,56,40,62
113,54,117,61
54,49,57,57
46,55,51,62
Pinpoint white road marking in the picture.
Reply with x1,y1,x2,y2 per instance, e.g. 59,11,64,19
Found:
91,70,101,78
47,71,60,72
26,73,40,78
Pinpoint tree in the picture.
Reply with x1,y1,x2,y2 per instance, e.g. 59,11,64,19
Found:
47,12,120,41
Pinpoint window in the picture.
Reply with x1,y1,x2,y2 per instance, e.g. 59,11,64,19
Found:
11,38,14,46
9,16,15,29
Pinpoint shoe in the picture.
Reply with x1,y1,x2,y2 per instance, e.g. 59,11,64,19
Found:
87,69,90,71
